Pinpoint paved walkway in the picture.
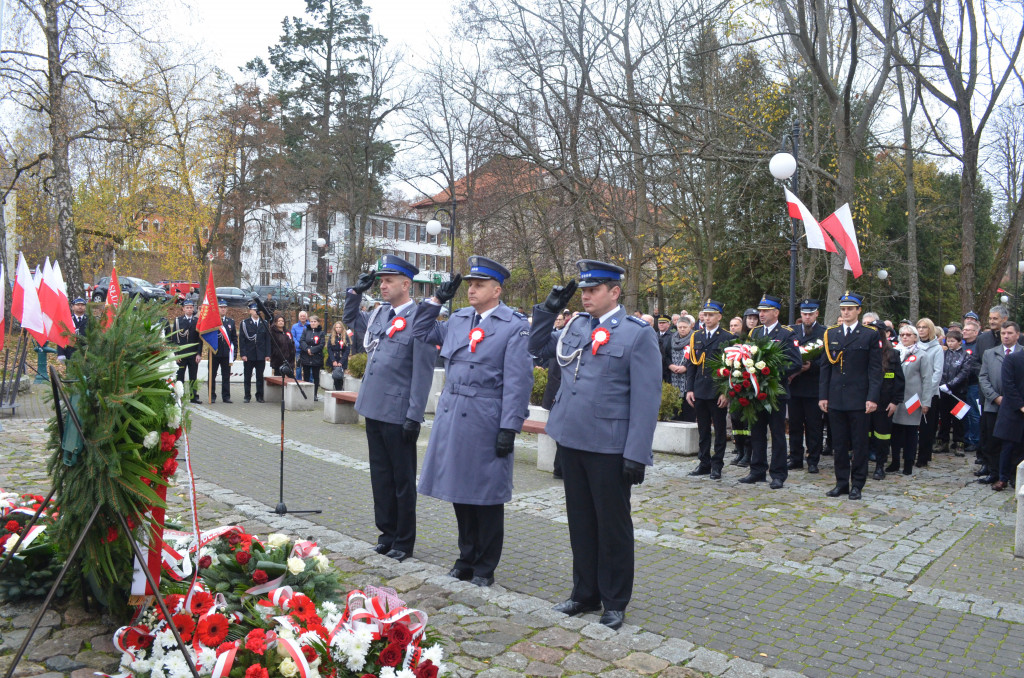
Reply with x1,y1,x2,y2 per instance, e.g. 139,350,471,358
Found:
3,387,1024,677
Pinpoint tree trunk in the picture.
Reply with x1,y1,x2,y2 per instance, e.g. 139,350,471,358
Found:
958,124,978,317
897,65,920,321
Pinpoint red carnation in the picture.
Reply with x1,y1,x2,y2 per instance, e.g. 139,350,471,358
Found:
160,431,177,452
415,660,439,678
216,641,236,655
190,591,214,616
757,392,768,401
761,367,770,375
738,397,750,407
171,613,195,642
162,457,179,476
5,520,20,534
387,623,413,647
235,550,252,565
245,666,269,678
196,613,229,647
245,628,267,654
226,532,242,546
301,645,318,663
252,569,269,584
379,643,403,667
199,555,212,569
175,426,183,438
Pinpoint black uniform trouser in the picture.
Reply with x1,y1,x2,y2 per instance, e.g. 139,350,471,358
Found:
750,406,789,482
210,356,231,399
558,444,633,611
365,417,417,554
176,356,199,399
918,396,940,463
830,408,869,489
243,359,265,399
981,411,1000,472
788,396,823,465
695,398,728,471
452,503,503,578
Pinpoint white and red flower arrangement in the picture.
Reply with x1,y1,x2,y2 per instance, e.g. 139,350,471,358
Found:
708,336,789,428
798,339,824,363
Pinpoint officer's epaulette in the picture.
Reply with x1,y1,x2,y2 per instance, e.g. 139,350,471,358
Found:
782,325,793,331
863,324,879,332
827,324,842,330
626,315,648,326
512,310,528,320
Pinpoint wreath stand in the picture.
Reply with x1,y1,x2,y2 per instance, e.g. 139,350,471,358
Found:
0,366,200,678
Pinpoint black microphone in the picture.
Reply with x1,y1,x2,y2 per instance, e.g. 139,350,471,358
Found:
250,294,273,323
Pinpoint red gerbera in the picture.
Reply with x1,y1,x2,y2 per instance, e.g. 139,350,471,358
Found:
162,594,185,616
245,666,269,678
290,594,316,621
171,613,195,642
5,520,20,534
252,569,269,585
198,555,212,569
245,628,267,654
235,551,252,565
190,591,215,616
196,613,229,647
378,643,402,667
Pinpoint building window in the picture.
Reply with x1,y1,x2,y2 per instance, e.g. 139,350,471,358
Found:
261,242,271,257
141,220,148,232
153,220,162,232
386,221,395,238
274,241,286,249
260,272,270,285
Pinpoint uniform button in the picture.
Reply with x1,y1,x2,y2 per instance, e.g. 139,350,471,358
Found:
470,365,474,369
444,408,449,412
462,413,467,417
572,390,577,395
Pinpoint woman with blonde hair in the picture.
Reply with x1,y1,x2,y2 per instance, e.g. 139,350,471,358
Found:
327,320,350,390
915,318,944,467
299,314,326,401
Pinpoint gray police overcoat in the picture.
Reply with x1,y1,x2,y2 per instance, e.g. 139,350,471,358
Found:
529,305,662,465
412,301,533,505
343,292,439,425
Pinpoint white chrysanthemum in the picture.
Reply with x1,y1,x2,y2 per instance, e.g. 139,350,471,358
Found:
379,668,397,678
287,556,306,574
315,554,330,572
130,657,153,673
164,651,193,678
396,670,416,678
323,612,342,630
196,646,217,673
754,361,766,370
320,600,338,614
144,431,160,448
267,533,290,548
299,630,321,646
420,645,444,664
352,626,374,644
157,628,178,650
174,381,185,398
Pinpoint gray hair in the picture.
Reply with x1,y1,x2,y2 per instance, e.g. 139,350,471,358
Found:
899,325,920,340
990,305,1010,318
862,311,880,324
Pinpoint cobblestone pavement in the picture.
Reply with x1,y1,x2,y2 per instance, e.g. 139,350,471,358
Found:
3,386,1024,677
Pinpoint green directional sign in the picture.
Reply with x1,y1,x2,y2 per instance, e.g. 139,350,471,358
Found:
290,212,302,229
432,273,443,283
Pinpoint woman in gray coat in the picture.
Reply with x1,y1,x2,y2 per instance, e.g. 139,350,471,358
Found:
890,325,936,474
915,318,945,467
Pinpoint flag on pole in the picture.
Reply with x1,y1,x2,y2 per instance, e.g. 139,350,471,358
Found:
196,269,223,352
819,204,863,278
37,258,60,346
11,254,46,344
951,398,969,420
0,262,5,353
51,261,75,343
103,267,124,328
784,188,837,253
42,261,72,347
904,393,921,414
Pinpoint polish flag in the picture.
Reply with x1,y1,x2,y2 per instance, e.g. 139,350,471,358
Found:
10,254,47,344
819,204,863,278
42,261,73,347
37,258,60,344
951,399,969,420
904,393,921,414
785,188,837,253
51,262,76,340
0,262,5,353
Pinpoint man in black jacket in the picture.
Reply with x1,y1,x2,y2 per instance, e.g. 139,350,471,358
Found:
169,299,202,403
239,301,271,403
209,298,237,403
657,315,674,383
789,299,826,473
56,297,89,362
684,300,734,479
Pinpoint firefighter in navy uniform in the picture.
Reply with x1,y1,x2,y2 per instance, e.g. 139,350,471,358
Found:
740,294,802,489
56,297,89,362
169,299,203,403
788,299,826,473
867,319,905,480
683,299,735,479
209,298,238,403
819,291,883,500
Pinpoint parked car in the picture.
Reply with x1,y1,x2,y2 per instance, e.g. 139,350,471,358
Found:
214,286,251,308
246,284,302,307
91,276,172,303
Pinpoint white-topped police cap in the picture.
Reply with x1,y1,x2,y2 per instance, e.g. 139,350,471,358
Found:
576,259,625,288
463,256,510,284
375,254,419,280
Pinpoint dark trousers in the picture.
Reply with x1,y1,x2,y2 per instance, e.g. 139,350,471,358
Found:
559,444,633,611
365,417,417,553
999,440,1024,483
673,393,696,422
869,408,894,468
830,409,870,489
981,411,1000,472
294,353,305,381
210,356,231,399
695,398,728,471
788,396,823,465
965,384,981,446
937,393,965,445
891,424,919,469
452,503,504,578
731,413,748,451
306,366,321,397
176,357,199,400
243,359,265,399
918,396,940,463
750,406,789,481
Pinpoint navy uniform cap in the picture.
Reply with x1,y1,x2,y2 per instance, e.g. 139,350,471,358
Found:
838,290,864,307
375,254,419,280
72,297,86,305
963,310,979,321
576,259,625,288
182,298,195,307
247,301,260,309
757,294,783,311
218,298,227,306
702,298,724,314
463,255,511,284
799,298,820,311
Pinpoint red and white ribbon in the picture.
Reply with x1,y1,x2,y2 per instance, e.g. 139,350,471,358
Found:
469,327,485,352
591,327,610,355
291,540,320,559
388,316,407,338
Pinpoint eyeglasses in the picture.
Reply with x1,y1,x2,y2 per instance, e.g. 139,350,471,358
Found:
899,333,915,337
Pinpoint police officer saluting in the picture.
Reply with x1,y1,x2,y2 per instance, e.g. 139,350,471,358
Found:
209,299,237,403
344,255,439,563
684,299,734,479
412,257,532,587
788,299,826,473
529,259,662,630
741,294,802,489
819,291,882,500
56,297,89,362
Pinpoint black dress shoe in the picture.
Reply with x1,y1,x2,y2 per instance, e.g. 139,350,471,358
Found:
372,543,390,554
599,610,625,630
787,461,803,470
807,463,819,474
190,398,202,404
826,485,849,497
849,487,862,500
737,455,750,468
769,479,784,490
709,469,722,480
470,575,494,587
222,398,232,404
448,567,472,580
384,549,409,562
552,599,602,616
210,396,216,403
872,468,885,480
256,397,265,403
244,397,251,403
729,453,743,466
978,475,998,484
738,473,764,484
974,467,989,477
885,461,900,473
688,467,711,476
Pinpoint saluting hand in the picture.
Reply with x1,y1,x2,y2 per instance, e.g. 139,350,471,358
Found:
435,273,463,304
351,272,376,294
543,280,578,313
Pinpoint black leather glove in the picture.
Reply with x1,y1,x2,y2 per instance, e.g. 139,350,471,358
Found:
543,280,578,313
435,273,463,304
401,418,421,444
495,428,516,457
622,459,646,485
351,272,376,295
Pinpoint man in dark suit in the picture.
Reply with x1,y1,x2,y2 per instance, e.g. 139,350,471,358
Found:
977,321,1019,484
740,294,802,489
993,337,1024,491
239,302,271,403
788,299,826,473
684,299,734,479
56,297,89,361
209,298,237,403
657,315,674,383
819,292,883,500
169,299,202,403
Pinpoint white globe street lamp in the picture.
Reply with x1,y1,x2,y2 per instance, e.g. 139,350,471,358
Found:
769,153,797,181
1001,295,1010,304
425,219,443,237
943,264,956,276
315,237,326,248
877,269,888,281
1017,260,1024,274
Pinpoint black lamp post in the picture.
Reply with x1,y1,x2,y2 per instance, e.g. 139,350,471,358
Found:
770,118,801,326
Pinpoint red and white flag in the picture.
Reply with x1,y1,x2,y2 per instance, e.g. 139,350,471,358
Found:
904,393,921,414
42,261,72,347
785,188,837,253
951,398,969,420
0,262,5,353
103,266,123,328
51,261,75,343
37,258,59,344
819,204,863,278
11,254,46,344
